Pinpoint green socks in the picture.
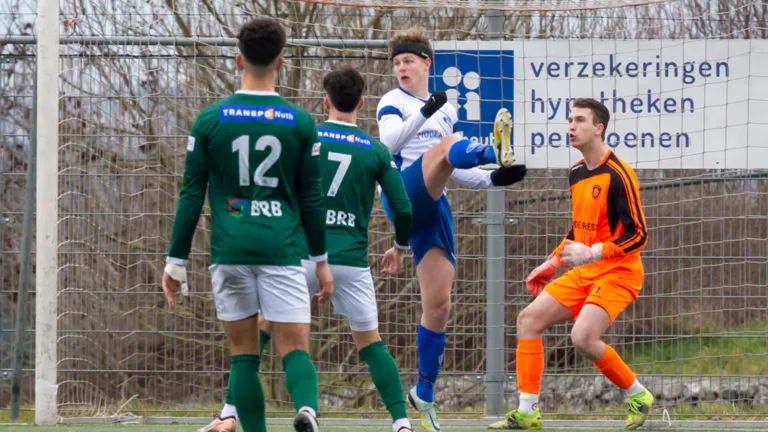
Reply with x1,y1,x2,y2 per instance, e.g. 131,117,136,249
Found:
282,349,320,412
225,329,272,405
359,341,408,422
230,354,266,432
225,334,405,429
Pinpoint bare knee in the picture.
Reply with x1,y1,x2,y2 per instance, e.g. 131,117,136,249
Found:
422,295,451,329
421,136,461,200
352,329,382,351
570,327,599,356
222,315,261,356
271,322,310,358
416,249,455,331
436,136,455,158
516,306,548,339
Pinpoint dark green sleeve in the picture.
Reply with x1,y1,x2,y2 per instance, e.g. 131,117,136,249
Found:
167,113,209,264
296,114,327,261
376,143,412,249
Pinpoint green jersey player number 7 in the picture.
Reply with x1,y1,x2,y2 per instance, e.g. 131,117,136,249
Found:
161,17,331,432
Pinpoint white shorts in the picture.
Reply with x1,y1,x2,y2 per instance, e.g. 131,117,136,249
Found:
301,260,378,332
209,264,310,323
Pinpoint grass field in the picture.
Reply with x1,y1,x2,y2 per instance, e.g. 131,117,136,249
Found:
622,322,768,375
0,425,761,432
0,426,758,432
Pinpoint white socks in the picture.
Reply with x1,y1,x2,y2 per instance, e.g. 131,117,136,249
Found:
626,379,647,397
392,417,412,431
518,392,540,414
298,406,317,419
220,403,237,419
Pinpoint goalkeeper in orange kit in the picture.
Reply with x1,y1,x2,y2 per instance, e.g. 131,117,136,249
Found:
489,98,653,430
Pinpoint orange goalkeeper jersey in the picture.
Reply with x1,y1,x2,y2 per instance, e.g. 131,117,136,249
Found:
553,151,648,280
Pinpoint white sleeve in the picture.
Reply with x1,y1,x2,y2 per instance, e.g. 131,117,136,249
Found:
376,93,429,155
451,167,493,189
447,103,460,135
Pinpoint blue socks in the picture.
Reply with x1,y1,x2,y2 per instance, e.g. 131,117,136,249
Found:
416,324,446,403
447,138,497,169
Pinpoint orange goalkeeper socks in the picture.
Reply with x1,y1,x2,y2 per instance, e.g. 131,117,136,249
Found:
517,339,544,395
593,343,636,390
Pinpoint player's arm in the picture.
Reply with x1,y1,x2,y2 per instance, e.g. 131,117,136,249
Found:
600,168,648,259
296,117,328,262
163,115,209,305
451,165,528,189
450,167,493,189
525,228,572,296
376,92,446,154
377,145,412,277
377,146,412,250
551,228,575,257
167,117,209,266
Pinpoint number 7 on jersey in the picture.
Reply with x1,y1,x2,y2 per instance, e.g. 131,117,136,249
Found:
326,151,351,197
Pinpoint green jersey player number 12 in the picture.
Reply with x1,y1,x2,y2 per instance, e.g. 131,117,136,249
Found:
231,134,284,217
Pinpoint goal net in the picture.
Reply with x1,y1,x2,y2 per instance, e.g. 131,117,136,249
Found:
3,0,768,425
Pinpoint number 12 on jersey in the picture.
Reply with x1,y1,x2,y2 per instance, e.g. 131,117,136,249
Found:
232,135,281,187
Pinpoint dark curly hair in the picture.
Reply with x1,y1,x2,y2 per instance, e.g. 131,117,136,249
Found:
237,17,286,67
323,66,365,113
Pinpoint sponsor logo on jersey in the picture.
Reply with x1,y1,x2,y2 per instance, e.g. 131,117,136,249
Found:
312,142,321,156
187,136,195,151
227,197,283,218
227,198,248,218
318,128,373,148
219,104,296,125
417,129,442,139
573,219,598,232
390,160,397,169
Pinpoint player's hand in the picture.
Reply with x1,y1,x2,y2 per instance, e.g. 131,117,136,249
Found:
525,256,562,297
162,262,188,308
314,261,334,304
560,240,602,267
421,91,447,118
379,247,405,276
491,165,527,187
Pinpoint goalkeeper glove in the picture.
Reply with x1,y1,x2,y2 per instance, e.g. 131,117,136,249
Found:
525,254,564,297
560,240,603,268
420,91,447,118
491,165,527,187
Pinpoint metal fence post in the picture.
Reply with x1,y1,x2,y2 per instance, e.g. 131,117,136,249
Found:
484,7,506,419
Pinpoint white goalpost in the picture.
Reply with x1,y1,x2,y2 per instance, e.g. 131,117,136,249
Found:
34,0,60,425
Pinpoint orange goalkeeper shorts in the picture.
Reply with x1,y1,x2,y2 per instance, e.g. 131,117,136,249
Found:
544,270,642,323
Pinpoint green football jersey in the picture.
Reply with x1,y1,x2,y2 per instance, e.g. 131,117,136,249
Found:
168,90,327,266
311,120,411,268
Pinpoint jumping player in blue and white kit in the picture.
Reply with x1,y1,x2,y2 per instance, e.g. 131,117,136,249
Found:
376,27,527,432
